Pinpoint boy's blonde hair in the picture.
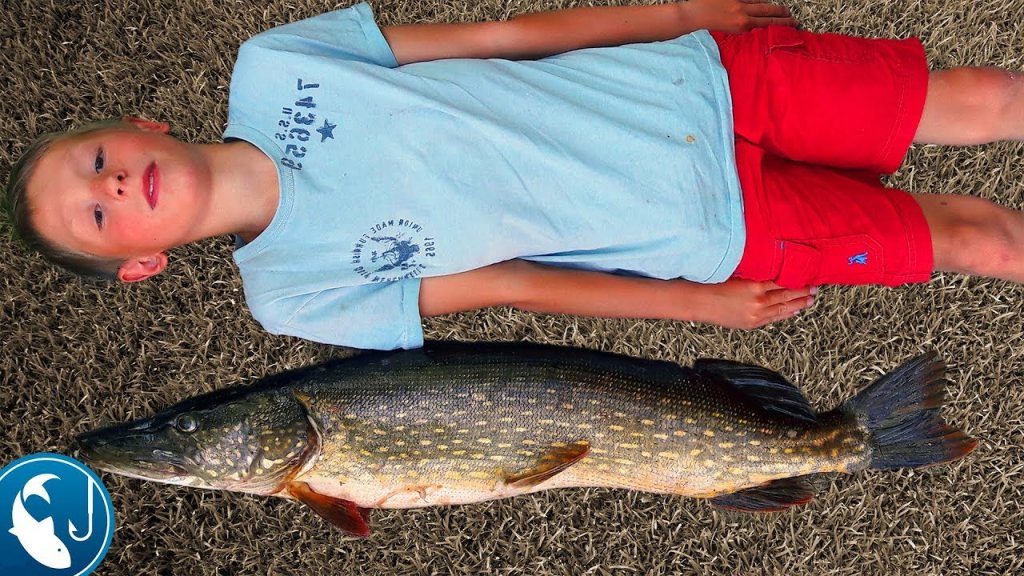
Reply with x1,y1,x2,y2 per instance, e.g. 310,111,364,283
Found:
4,119,131,281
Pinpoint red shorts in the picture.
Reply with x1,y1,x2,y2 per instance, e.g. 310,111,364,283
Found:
711,27,934,287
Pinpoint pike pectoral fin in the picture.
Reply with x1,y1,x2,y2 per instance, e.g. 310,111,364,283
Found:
709,476,815,513
504,442,590,489
287,482,371,537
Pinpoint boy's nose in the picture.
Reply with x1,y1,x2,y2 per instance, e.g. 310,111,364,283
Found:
97,171,128,199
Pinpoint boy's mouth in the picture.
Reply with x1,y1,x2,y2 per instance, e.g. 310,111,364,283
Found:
145,162,159,209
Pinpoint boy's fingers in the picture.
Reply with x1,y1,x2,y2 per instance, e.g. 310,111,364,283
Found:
743,2,791,18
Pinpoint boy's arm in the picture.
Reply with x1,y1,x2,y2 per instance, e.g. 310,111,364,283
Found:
419,260,815,330
381,0,796,65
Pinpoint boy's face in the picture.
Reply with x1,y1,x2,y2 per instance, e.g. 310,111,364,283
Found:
27,120,213,279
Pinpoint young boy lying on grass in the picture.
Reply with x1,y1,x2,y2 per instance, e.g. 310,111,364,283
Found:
6,0,1024,350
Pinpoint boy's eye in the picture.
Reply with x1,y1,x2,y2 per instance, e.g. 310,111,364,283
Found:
94,148,105,173
94,205,104,230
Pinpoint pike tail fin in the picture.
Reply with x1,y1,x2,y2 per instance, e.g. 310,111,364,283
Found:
843,352,977,470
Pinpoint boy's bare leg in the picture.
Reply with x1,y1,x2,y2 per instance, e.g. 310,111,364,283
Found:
916,67,1024,145
915,193,1024,281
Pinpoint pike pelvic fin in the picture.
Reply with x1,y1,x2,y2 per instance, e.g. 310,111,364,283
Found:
504,442,590,489
709,476,816,512
287,482,371,537
694,359,818,423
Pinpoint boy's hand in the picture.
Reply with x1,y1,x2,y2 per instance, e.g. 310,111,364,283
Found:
682,0,797,34
687,278,815,329
420,260,815,330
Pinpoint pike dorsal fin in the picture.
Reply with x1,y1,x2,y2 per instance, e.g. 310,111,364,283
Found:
504,442,590,489
710,476,816,512
287,482,371,537
694,359,817,423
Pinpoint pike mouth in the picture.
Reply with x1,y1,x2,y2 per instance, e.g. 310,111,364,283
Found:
144,162,159,209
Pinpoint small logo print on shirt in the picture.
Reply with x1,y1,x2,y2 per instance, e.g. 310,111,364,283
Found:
351,219,436,282
848,252,869,266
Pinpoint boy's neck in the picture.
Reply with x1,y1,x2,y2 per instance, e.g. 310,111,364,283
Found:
201,140,280,244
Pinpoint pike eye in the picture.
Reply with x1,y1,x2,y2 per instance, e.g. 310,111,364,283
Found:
175,414,199,433
94,148,105,173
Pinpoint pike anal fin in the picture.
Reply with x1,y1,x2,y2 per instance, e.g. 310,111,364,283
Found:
287,482,371,537
505,442,590,489
709,476,816,513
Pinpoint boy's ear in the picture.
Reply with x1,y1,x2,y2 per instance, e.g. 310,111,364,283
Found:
117,253,169,283
123,117,170,134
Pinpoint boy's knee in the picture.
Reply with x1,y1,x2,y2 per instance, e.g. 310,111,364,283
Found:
939,215,1018,276
935,68,1022,142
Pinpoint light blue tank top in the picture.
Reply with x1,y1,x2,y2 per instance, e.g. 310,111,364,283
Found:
226,2,743,349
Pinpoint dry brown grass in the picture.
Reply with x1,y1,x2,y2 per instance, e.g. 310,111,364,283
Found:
2,1,1023,574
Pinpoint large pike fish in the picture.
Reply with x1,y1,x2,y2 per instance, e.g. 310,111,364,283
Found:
76,342,977,537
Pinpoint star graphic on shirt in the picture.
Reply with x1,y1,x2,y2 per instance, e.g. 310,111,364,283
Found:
316,119,337,142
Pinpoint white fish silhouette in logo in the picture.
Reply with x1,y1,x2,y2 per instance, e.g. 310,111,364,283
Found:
9,473,72,569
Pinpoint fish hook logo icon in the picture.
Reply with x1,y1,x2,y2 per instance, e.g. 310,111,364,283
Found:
0,454,114,576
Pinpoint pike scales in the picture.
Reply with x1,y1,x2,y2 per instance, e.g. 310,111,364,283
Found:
77,342,977,537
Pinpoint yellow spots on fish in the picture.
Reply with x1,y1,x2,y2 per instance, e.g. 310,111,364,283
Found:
528,399,537,405
653,434,668,440
420,440,432,446
641,451,652,458
457,429,470,435
718,442,735,449
613,458,634,466
831,448,840,458
577,423,593,430
472,453,485,459
497,443,511,449
613,412,627,418
469,471,491,480
786,430,799,439
477,438,492,445
434,428,446,434
400,453,409,459
658,451,679,460
619,443,639,449
373,429,387,436
438,445,449,451
747,455,761,462
395,440,406,447
344,414,358,420
703,459,716,467
723,426,734,432
640,419,654,426
539,419,555,426
769,447,779,454
784,448,795,455
703,430,715,437
360,449,373,457
573,440,590,447
609,425,625,432
748,440,762,447
560,403,574,410
738,418,749,425
208,471,219,478
522,439,537,446
406,470,420,478
551,442,567,448
685,417,697,425
451,450,467,457
629,432,645,439
451,439,464,445
445,471,462,480
517,450,534,457
722,455,735,463
597,463,610,471
489,455,505,462
690,449,703,457
457,463,471,472
474,421,488,427
712,412,722,419
590,399,600,405
377,446,389,453
592,448,608,455
673,430,687,437
728,467,745,476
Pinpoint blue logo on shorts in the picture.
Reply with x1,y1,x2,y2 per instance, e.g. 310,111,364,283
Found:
0,453,115,576
848,252,869,266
